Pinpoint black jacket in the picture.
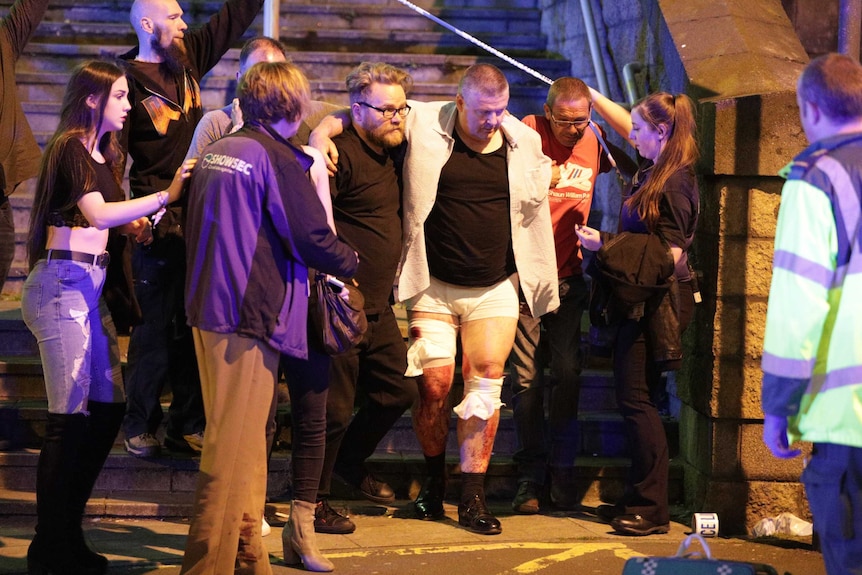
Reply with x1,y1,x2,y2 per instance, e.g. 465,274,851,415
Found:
118,0,264,203
591,231,682,366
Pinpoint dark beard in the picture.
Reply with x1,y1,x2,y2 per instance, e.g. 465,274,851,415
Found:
150,32,186,77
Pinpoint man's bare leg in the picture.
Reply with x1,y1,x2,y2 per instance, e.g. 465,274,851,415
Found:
409,310,458,520
455,315,517,534
412,363,455,458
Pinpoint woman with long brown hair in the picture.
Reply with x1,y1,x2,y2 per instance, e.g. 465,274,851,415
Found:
22,59,193,574
577,90,699,536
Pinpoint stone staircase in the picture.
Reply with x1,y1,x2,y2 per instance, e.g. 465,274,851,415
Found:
0,0,682,518
0,300,682,518
2,0,569,298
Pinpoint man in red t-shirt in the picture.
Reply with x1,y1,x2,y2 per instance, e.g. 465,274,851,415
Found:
510,77,613,513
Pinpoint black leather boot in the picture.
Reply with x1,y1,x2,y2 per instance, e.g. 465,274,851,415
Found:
66,402,125,573
27,412,105,575
414,475,446,520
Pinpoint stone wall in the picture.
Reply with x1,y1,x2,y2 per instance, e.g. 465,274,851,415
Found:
539,0,820,534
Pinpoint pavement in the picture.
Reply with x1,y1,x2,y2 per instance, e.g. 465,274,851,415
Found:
0,497,825,575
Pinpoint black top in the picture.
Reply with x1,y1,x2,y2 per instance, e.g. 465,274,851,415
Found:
47,139,123,228
620,162,699,281
425,130,515,287
330,126,405,314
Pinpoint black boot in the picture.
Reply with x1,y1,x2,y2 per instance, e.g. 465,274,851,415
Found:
66,402,125,573
27,412,105,575
414,476,446,520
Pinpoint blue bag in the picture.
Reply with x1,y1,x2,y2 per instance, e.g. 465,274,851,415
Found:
622,534,780,575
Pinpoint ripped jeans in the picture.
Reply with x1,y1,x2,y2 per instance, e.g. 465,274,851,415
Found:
22,259,124,414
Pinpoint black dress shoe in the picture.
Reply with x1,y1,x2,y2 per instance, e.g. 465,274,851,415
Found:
610,514,670,535
458,495,502,535
596,503,624,523
414,476,446,520
357,474,396,504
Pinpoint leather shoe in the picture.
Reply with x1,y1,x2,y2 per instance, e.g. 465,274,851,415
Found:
313,499,356,534
356,474,395,504
511,481,541,514
610,514,669,536
414,476,446,520
334,468,397,504
596,503,624,523
458,495,502,535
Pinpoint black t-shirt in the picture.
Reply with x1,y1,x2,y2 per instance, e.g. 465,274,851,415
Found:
425,129,515,287
331,126,404,314
47,139,123,228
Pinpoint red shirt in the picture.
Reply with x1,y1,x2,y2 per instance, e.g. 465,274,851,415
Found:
522,115,611,277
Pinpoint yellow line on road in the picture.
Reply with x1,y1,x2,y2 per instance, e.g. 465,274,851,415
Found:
326,541,645,565
505,543,646,574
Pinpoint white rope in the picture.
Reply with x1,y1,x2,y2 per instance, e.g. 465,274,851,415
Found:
393,0,554,86
395,0,624,180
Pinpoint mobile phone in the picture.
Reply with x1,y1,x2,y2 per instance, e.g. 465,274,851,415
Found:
326,275,345,289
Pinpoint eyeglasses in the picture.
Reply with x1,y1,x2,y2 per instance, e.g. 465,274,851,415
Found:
550,113,591,129
357,101,412,119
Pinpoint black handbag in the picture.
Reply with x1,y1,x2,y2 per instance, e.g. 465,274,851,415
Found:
308,273,368,355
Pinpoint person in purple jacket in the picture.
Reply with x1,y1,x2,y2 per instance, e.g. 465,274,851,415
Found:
182,61,358,574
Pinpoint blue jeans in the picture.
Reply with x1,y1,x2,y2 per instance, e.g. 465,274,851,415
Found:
21,259,124,414
510,276,588,484
803,443,862,575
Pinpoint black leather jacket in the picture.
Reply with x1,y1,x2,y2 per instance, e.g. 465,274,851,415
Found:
591,231,682,366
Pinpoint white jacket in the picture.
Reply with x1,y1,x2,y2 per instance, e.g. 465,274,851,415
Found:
398,100,559,318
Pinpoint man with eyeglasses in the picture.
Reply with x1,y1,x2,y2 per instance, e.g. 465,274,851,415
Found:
312,62,420,536
509,76,614,514
312,63,557,535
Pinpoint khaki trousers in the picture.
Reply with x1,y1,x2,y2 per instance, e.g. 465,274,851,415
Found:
181,329,279,575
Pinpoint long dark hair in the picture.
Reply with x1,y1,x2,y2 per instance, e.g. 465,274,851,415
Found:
625,92,699,231
27,60,126,269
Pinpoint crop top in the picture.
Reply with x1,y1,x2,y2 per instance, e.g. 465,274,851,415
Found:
46,139,123,228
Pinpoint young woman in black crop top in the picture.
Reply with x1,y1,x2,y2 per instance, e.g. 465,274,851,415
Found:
21,60,194,575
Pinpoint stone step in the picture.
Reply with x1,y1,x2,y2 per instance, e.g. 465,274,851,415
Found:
0,354,650,462
0,396,656,459
0,450,685,518
19,76,550,126
17,44,566,88
8,2,547,52
37,2,542,34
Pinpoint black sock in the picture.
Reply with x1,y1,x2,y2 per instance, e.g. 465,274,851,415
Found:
460,472,485,504
424,452,446,479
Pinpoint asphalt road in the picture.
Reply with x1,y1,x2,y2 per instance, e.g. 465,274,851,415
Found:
0,499,825,575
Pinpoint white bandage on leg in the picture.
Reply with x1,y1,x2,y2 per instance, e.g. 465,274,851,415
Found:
453,376,504,421
404,318,457,376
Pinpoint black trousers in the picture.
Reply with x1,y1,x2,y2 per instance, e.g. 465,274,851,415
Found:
123,240,205,440
317,305,418,496
612,281,694,524
281,345,332,503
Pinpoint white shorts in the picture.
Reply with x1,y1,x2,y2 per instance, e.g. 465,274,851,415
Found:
406,274,519,322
